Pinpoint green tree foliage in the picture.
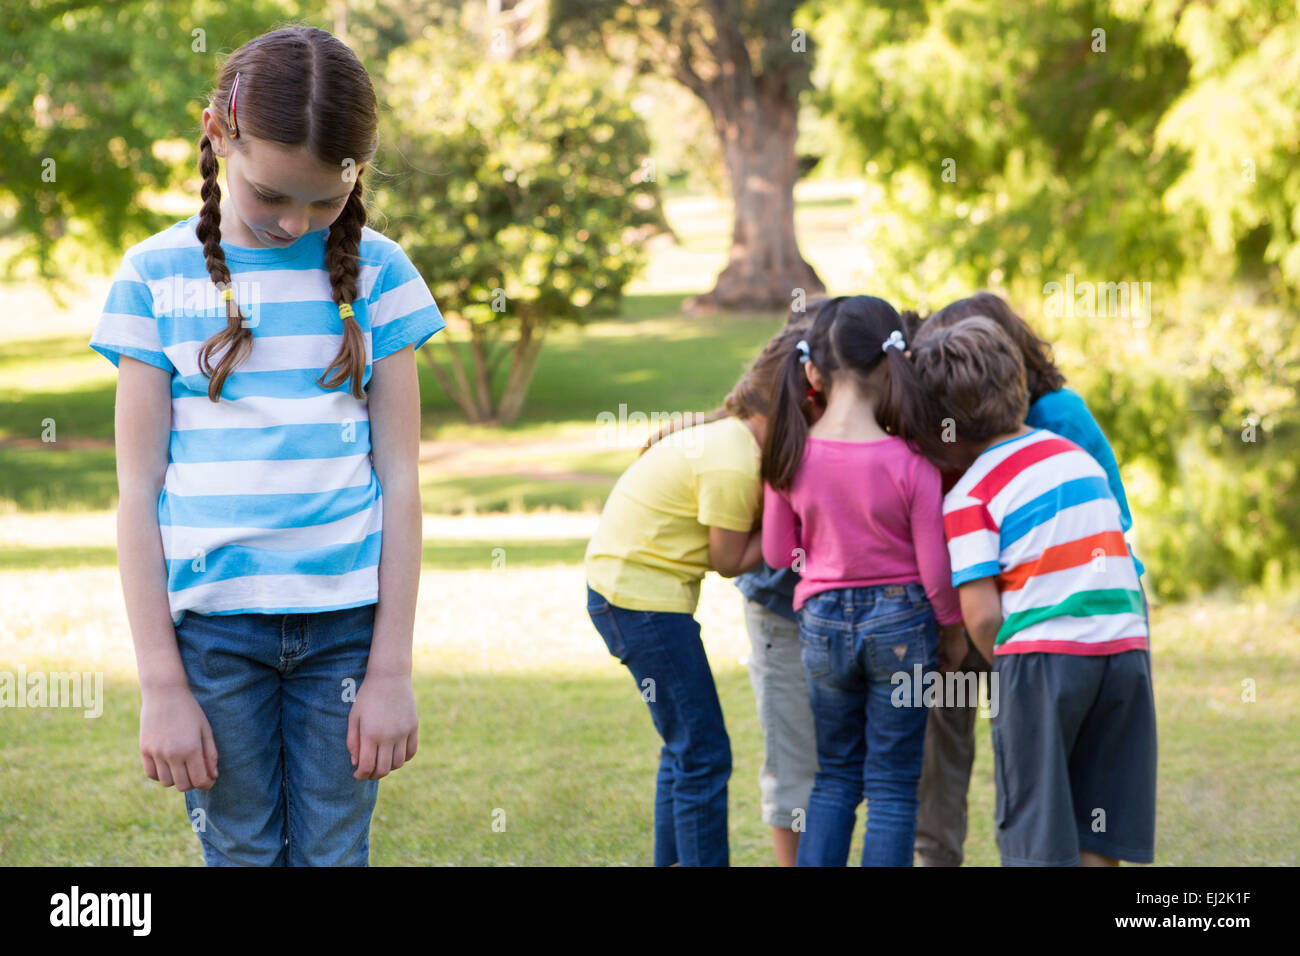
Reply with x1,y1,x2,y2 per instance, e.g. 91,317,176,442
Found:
373,27,666,423
0,0,304,286
807,0,1300,597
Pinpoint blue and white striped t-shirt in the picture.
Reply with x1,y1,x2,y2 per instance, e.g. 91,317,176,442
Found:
89,213,445,626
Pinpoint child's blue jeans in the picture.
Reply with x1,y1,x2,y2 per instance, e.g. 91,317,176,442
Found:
795,583,939,867
586,585,731,866
174,603,380,866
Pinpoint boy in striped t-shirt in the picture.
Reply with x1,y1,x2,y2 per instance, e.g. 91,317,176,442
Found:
912,317,1156,866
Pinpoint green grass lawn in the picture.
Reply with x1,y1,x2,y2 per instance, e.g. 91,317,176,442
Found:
0,538,590,573
1,587,1295,865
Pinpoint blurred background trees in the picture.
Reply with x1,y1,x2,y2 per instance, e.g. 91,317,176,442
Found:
548,0,825,312
2,0,1296,596
802,0,1299,598
0,0,303,286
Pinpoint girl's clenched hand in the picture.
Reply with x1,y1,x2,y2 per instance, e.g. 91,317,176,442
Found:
140,684,219,791
347,673,419,780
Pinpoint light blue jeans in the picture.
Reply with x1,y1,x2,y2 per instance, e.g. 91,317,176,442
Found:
175,604,380,866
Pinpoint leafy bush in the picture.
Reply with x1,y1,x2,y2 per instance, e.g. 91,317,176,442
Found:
374,32,666,423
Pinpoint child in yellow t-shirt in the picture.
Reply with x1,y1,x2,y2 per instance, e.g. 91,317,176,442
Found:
585,324,804,866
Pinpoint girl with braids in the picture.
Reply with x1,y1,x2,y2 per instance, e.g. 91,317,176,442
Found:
584,323,805,866
88,26,444,865
759,295,966,867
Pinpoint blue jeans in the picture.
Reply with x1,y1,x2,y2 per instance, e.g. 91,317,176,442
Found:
175,603,380,866
795,583,939,867
586,585,731,866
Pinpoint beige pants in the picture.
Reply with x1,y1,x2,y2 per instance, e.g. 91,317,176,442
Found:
914,637,990,866
741,598,818,830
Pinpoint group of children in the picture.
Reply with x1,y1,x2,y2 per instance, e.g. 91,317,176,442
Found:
86,22,1154,868
584,292,1157,867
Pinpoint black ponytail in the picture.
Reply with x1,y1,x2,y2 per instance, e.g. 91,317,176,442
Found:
761,295,953,487
761,346,813,491
881,344,949,466
761,297,849,491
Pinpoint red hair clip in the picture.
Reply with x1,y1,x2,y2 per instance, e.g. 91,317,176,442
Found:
228,72,241,139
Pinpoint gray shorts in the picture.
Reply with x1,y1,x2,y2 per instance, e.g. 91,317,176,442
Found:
916,597,1156,866
742,598,818,829
993,649,1158,865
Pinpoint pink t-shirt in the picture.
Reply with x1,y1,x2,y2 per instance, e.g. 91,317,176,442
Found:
761,435,962,624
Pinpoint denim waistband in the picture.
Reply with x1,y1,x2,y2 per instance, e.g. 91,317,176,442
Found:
805,582,929,607
181,602,376,629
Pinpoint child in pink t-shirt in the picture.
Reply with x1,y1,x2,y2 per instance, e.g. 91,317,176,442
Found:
761,294,966,867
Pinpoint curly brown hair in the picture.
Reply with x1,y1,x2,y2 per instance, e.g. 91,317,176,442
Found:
914,291,1065,404
196,25,377,401
910,316,1029,457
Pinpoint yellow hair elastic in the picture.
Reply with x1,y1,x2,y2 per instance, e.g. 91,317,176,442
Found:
222,288,233,301
338,303,354,320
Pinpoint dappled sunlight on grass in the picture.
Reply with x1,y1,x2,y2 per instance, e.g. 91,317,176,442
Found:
625,180,870,298
0,276,115,345
0,564,754,680
3,553,1297,864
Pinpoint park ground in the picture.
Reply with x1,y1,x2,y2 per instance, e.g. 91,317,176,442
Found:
1,182,1297,865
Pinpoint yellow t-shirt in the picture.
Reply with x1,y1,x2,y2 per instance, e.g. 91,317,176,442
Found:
585,416,763,614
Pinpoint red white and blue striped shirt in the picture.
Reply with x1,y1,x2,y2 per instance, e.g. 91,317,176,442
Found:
943,429,1147,656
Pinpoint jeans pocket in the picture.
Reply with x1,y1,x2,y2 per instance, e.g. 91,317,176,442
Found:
799,594,846,682
586,586,611,616
798,624,833,680
586,587,628,663
800,633,831,680
802,590,841,620
868,614,936,681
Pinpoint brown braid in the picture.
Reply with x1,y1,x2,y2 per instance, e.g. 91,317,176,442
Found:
320,170,367,398
193,26,379,403
195,131,254,402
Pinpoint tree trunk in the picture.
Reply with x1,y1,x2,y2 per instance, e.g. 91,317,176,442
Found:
684,80,824,314
420,318,550,426
468,323,495,415
495,316,549,424
421,336,492,423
